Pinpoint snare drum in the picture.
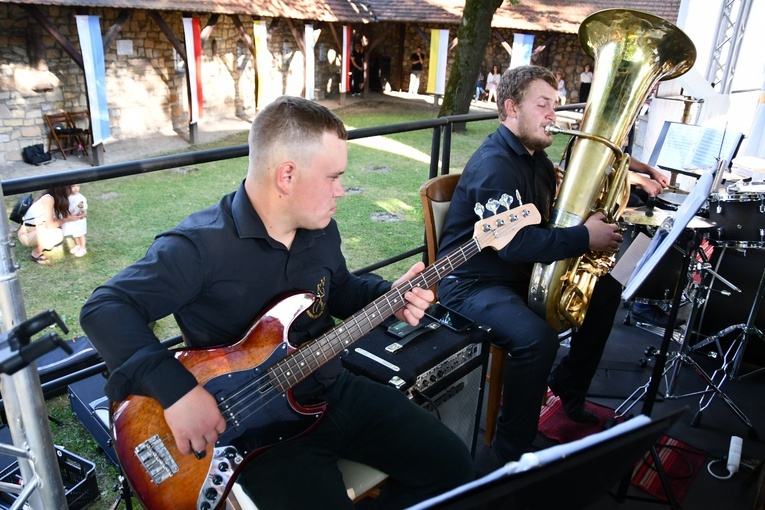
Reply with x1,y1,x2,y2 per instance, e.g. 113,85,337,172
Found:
656,192,688,211
707,192,765,247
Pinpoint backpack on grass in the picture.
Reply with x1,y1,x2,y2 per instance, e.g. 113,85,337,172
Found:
9,194,34,224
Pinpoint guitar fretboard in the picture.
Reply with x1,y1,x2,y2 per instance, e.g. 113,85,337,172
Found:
267,238,481,392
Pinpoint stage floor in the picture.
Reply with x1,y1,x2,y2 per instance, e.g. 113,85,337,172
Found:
472,301,765,510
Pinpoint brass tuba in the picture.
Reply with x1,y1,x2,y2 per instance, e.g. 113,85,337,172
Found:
527,9,696,333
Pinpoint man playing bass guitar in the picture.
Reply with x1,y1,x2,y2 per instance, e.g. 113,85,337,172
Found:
80,96,474,509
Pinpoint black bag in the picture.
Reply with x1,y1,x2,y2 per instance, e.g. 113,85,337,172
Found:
9,194,33,224
21,143,52,166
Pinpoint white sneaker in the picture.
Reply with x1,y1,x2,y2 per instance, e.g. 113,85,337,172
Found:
74,247,87,257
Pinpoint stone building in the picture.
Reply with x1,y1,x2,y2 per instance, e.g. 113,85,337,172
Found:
0,0,680,165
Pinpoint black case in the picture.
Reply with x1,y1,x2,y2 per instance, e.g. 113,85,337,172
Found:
68,374,119,467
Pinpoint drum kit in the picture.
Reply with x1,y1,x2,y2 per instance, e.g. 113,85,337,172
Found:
614,176,765,436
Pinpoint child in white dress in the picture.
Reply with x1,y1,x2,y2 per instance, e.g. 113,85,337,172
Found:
62,184,88,257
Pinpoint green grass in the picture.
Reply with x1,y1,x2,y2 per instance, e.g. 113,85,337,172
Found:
2,100,569,508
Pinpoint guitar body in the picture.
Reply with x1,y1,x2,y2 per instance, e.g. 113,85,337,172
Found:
111,292,325,510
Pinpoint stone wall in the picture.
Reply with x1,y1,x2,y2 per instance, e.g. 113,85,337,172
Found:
0,4,345,164
1,3,593,165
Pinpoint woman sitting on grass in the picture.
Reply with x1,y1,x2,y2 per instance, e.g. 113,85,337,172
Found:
18,186,86,264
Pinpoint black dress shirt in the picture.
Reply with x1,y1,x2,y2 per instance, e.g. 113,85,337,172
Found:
80,182,391,408
436,124,589,286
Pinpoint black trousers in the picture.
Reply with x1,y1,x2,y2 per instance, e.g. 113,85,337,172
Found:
238,369,474,509
439,274,621,463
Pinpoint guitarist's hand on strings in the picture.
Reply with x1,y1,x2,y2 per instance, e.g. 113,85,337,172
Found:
391,262,435,326
165,384,227,457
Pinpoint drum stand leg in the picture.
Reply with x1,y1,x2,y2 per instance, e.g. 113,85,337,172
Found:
687,267,765,438
614,260,760,441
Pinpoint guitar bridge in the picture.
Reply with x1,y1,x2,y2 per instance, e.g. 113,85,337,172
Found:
135,434,179,484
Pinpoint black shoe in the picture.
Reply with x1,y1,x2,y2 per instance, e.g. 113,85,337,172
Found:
630,305,686,328
547,377,598,424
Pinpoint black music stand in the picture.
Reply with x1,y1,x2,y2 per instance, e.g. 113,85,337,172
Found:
609,172,716,509
405,410,684,510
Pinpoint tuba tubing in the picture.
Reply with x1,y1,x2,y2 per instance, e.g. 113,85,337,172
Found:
527,9,696,333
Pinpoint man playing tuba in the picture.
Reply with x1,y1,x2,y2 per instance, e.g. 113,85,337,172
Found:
436,65,623,464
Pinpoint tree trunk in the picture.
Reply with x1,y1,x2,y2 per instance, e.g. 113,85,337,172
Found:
438,0,509,131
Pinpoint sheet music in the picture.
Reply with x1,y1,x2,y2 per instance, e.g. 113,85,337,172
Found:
406,416,652,510
653,122,743,173
623,172,714,301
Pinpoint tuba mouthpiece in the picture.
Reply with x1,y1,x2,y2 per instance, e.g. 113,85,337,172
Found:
545,124,562,135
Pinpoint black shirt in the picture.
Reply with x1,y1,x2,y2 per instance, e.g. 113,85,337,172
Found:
437,124,589,286
411,52,423,71
80,182,391,408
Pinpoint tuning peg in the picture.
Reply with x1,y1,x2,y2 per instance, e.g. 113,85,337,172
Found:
499,194,513,210
486,199,500,215
515,190,523,206
474,203,485,220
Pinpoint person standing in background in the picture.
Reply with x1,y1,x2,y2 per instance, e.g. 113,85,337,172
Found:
579,63,593,103
62,183,88,257
351,42,365,96
556,71,567,105
409,46,425,95
475,70,486,102
486,65,501,103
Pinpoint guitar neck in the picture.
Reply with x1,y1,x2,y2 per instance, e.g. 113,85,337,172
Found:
268,238,480,392
267,202,540,392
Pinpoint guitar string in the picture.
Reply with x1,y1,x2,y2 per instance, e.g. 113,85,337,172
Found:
153,215,523,460
212,238,485,429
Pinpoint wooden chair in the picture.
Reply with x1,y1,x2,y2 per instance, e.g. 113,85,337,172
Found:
66,110,93,155
419,173,508,448
44,112,86,159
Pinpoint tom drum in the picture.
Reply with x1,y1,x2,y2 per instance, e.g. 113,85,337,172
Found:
708,192,765,247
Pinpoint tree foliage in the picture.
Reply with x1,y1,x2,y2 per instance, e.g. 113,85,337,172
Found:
438,0,515,126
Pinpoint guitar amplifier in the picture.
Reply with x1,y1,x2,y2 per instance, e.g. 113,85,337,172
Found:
68,373,120,467
341,316,491,456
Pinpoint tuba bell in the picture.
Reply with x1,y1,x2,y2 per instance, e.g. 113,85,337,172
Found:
527,9,696,333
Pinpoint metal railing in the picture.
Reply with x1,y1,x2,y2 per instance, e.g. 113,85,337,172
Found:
0,109,497,507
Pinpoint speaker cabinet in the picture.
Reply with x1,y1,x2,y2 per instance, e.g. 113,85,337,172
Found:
341,317,490,456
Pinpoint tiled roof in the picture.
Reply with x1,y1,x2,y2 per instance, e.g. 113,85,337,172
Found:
1,0,682,32
2,0,379,23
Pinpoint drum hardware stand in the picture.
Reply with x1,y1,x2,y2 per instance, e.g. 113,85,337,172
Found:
618,254,759,439
685,267,765,437
612,240,694,510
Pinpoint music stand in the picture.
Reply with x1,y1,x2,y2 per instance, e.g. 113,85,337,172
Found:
406,410,684,510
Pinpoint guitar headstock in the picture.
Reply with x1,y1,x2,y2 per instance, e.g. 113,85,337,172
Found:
472,203,541,252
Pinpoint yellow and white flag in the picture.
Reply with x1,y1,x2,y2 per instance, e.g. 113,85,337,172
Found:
427,29,449,95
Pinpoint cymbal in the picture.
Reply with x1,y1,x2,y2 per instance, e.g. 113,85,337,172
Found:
621,207,715,229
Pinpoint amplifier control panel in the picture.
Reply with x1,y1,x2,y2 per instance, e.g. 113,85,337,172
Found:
399,342,482,397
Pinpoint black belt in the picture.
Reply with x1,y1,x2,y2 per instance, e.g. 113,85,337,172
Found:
23,223,37,228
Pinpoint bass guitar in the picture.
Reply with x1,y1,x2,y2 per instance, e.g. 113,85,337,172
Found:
111,203,540,509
